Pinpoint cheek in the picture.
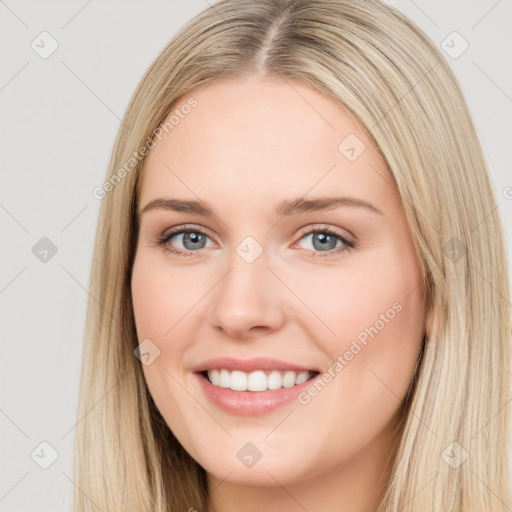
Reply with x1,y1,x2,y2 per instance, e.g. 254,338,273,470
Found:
131,255,194,405
131,255,198,429
292,255,423,343
131,253,214,403
131,253,208,340
300,247,425,404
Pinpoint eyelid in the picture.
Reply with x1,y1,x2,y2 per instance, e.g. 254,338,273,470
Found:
160,223,218,243
159,223,353,242
154,222,355,258
295,223,354,242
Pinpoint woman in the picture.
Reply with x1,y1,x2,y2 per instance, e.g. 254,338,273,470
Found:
75,1,511,511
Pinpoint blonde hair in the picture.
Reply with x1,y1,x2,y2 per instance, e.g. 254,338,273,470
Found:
74,0,511,510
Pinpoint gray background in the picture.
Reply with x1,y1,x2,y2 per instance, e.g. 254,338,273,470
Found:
1,1,510,510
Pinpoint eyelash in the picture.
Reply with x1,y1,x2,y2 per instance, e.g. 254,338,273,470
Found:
153,224,356,259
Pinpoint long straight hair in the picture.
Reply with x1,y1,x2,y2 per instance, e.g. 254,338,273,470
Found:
74,1,511,510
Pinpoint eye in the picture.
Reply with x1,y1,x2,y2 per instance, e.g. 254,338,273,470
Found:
153,224,356,258
154,225,215,257
293,226,355,258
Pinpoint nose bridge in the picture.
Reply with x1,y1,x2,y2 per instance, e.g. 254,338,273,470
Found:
207,238,286,338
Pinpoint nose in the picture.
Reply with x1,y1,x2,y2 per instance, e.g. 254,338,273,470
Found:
206,248,288,340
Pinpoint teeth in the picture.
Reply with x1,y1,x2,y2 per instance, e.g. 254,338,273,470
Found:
206,369,313,391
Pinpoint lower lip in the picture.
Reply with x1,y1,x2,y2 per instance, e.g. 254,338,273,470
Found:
194,372,318,416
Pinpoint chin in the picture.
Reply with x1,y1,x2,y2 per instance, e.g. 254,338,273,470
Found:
191,438,322,488
204,459,308,487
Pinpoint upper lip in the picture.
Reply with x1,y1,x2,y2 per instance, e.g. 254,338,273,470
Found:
191,357,319,374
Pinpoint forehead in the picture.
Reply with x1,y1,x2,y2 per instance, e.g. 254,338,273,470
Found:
139,76,394,214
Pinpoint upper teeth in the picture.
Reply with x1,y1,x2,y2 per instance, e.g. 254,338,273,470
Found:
207,369,312,391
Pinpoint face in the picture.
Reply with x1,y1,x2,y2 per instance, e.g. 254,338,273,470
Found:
131,75,425,488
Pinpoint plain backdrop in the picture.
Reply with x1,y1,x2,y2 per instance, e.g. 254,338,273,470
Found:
1,1,511,510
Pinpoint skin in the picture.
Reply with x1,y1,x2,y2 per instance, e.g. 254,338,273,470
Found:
131,74,426,512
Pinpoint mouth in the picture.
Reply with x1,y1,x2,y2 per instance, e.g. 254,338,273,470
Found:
191,357,323,415
198,369,321,392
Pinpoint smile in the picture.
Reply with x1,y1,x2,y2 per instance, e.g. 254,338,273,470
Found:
195,368,321,416
204,369,317,391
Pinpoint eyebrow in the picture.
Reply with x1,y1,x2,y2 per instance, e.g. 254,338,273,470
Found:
138,195,383,218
